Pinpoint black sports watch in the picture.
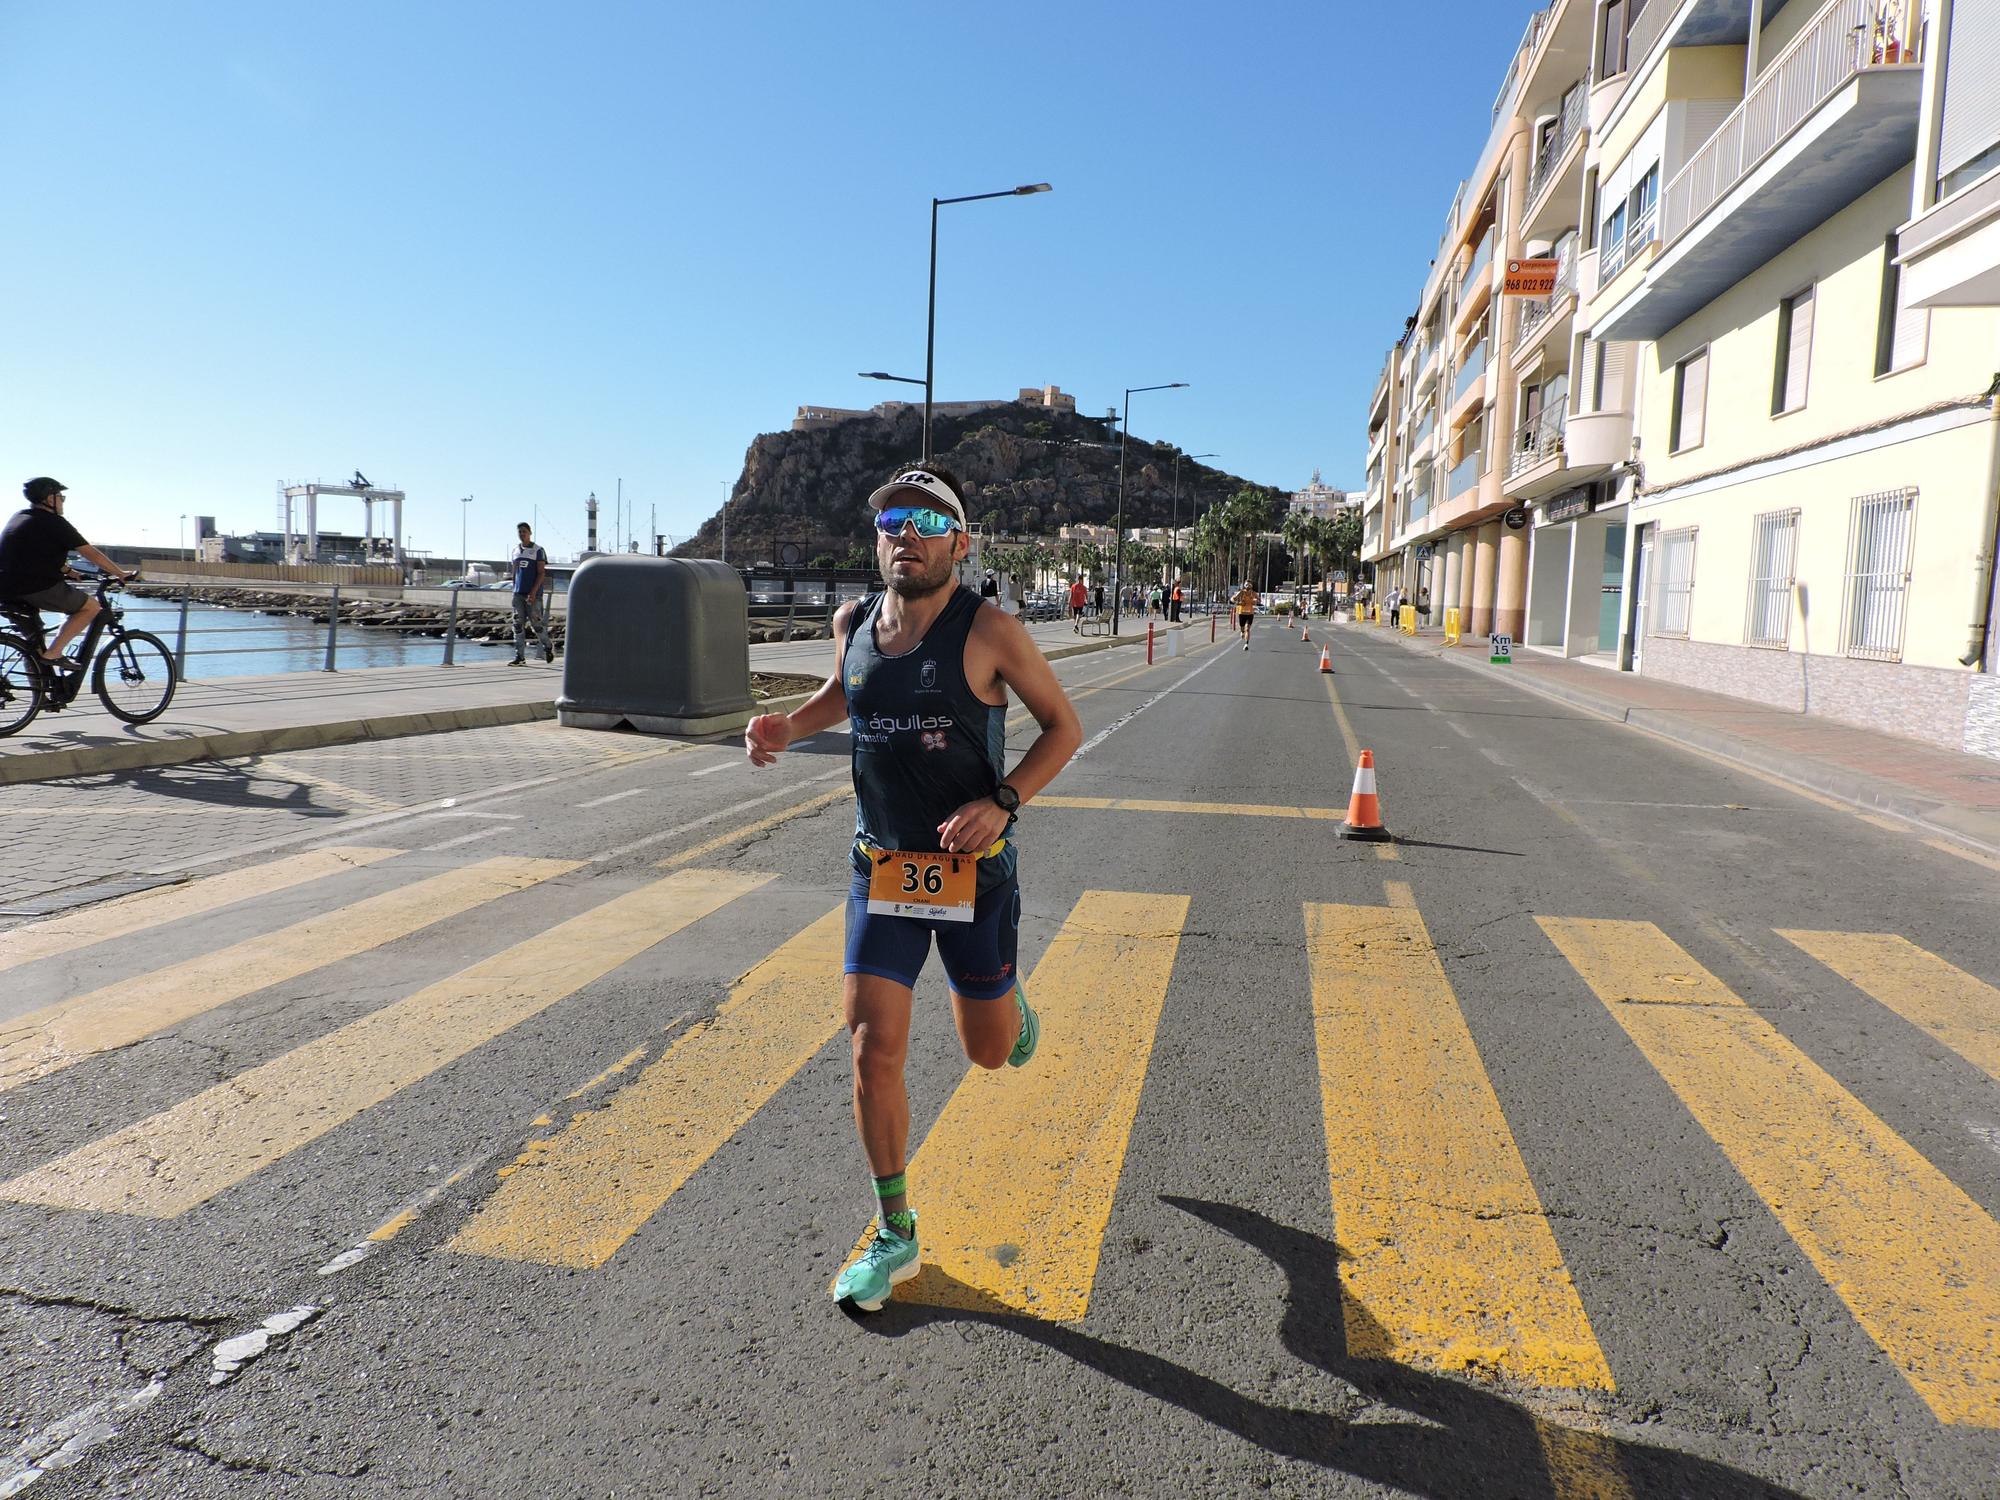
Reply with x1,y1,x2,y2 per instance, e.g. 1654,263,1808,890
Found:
992,782,1021,824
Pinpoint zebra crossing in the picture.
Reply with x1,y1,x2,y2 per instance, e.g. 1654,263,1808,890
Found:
2,843,1997,1431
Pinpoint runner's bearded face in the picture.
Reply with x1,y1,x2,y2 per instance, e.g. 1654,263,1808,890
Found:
875,508,963,599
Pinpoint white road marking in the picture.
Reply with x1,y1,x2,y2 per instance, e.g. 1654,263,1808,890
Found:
430,810,522,820
586,766,851,865
1447,721,1475,739
1071,648,1231,762
1479,746,1510,765
576,787,648,808
1,1377,165,1495
421,827,508,852
689,761,740,778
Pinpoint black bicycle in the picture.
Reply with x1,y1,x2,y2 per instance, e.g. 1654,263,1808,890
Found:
0,574,178,734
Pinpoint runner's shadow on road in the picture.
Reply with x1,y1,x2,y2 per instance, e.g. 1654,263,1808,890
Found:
1382,836,1524,857
849,1197,1802,1500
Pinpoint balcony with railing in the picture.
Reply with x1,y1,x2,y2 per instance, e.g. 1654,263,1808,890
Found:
1513,246,1579,353
1404,468,1434,528
1409,404,1436,451
1460,230,1495,307
1448,340,1489,417
1597,0,1925,341
1527,87,1588,211
1504,404,1570,498
1447,446,1484,504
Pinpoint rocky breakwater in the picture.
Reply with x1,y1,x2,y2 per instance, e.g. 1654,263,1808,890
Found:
127,584,563,649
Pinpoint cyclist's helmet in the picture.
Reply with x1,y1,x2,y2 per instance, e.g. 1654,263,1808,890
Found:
24,478,66,506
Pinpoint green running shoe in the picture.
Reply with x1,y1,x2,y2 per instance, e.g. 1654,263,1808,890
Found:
833,1214,919,1312
1007,983,1039,1069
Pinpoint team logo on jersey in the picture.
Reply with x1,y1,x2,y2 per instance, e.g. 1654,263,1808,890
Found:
920,730,947,752
848,668,865,687
919,660,937,690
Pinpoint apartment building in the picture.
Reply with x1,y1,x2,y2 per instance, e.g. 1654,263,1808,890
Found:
1365,0,2000,754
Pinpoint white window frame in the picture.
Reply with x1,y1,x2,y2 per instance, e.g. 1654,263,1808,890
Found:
1771,284,1814,416
1670,346,1709,454
1654,526,1697,637
1876,234,1930,377
1743,509,1799,648
1842,488,1917,662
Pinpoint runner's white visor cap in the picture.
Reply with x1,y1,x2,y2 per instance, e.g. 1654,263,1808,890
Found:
865,470,967,530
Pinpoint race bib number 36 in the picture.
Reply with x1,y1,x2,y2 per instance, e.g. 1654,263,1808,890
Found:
867,850,976,922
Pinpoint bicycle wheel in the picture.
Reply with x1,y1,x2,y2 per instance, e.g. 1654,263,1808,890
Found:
93,629,177,725
0,631,44,736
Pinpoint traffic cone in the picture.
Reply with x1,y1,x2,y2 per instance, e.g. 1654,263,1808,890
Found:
1338,750,1392,842
1318,646,1333,673
1301,621,1311,643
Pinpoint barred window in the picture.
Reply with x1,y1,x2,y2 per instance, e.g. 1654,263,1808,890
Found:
1744,510,1798,648
1654,527,1696,637
1843,488,1917,661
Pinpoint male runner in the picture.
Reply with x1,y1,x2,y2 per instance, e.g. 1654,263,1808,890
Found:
744,462,1082,1312
1068,575,1088,633
1234,581,1258,649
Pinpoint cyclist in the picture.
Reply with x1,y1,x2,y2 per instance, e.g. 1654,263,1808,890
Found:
1233,581,1258,649
0,479,135,668
743,461,1082,1313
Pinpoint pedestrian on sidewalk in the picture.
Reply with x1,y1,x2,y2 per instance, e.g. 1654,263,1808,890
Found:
741,461,1083,1313
1068,575,1088,633
1417,584,1431,626
509,522,554,665
1093,581,1105,618
1170,582,1183,623
980,572,999,603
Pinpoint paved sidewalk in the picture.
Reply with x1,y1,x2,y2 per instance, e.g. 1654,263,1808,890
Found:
1357,619,2000,854
0,614,1192,786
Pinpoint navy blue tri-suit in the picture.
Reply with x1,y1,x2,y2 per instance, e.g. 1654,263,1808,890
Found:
840,583,1020,1001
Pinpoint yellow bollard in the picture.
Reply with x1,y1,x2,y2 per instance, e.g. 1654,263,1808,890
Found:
1399,605,1417,636
1444,606,1461,646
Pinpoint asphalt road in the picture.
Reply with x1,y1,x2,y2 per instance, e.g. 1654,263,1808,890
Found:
3,619,1997,1498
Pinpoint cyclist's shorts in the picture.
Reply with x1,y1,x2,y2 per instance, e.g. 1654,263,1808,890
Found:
844,867,1020,1000
11,583,87,615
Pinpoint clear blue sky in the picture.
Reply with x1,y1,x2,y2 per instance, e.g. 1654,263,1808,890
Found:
2,0,1533,562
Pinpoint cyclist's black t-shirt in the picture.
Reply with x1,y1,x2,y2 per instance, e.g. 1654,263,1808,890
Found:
0,507,87,596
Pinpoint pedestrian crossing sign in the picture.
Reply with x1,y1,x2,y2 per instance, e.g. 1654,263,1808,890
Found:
1490,632,1513,664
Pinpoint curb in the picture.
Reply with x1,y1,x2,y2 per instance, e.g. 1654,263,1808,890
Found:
0,627,1180,788
0,699,559,787
1356,623,2000,856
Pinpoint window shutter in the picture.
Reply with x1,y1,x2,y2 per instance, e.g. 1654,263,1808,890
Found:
1677,349,1708,448
1892,269,1929,370
1939,0,2000,183
1780,288,1813,412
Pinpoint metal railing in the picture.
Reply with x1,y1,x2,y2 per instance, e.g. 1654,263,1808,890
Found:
1508,404,1568,478
1515,246,1579,344
1528,88,1589,205
1598,197,1657,282
1411,405,1437,448
1625,0,1677,82
1406,470,1434,524
1660,0,1921,247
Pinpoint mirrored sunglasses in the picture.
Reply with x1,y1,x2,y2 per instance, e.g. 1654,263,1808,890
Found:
874,506,962,538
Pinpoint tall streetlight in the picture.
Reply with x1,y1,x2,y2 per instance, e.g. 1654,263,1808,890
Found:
923,183,1051,459
1169,452,1216,589
459,496,473,578
178,513,188,563
719,480,731,565
1112,383,1188,636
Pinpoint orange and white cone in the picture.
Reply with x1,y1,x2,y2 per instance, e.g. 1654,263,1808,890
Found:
1301,621,1311,643
1338,750,1392,842
1318,646,1333,673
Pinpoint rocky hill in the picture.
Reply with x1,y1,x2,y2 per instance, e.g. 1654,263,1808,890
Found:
676,403,1281,566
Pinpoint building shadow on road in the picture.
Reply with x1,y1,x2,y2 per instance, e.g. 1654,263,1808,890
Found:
847,1197,1803,1500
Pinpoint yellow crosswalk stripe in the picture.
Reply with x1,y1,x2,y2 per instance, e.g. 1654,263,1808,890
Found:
1307,900,1614,1391
0,870,772,1218
445,902,845,1267
1777,929,2000,1086
1535,1424,1636,1500
1540,917,2000,1426
0,846,399,976
885,891,1188,1320
0,857,577,1096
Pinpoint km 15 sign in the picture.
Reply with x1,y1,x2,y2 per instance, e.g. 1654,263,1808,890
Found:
1502,258,1560,296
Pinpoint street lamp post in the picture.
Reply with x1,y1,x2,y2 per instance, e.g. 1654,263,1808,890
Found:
720,480,731,565
1112,383,1188,637
1170,452,1216,592
922,183,1050,459
459,496,473,580
178,513,187,563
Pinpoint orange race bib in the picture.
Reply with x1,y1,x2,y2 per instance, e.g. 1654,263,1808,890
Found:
866,849,977,922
